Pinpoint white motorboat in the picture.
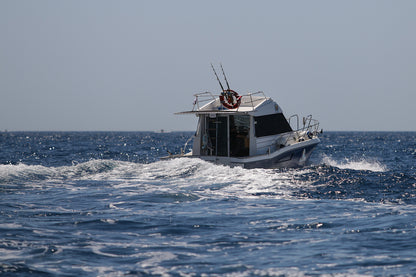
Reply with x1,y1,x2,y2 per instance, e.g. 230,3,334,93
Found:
164,66,322,169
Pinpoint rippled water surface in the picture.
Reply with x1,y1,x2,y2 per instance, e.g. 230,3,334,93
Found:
1,131,415,276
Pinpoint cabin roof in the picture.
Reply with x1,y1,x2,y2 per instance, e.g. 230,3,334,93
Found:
176,92,281,116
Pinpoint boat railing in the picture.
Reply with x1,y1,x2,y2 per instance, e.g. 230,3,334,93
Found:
288,114,320,134
301,115,320,134
268,114,321,154
182,135,194,154
191,91,268,111
245,91,267,111
288,114,300,130
192,92,217,111
270,114,321,152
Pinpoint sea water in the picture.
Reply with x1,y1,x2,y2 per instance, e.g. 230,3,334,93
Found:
0,131,415,276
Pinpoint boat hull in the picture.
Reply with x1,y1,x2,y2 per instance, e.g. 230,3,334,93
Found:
191,138,320,169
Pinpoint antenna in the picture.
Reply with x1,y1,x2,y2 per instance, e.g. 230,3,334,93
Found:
211,63,225,92
220,63,231,90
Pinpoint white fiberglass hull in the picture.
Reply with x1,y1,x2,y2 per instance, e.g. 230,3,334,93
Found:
191,138,320,169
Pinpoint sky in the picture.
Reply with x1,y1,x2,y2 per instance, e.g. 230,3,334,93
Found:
1,1,415,131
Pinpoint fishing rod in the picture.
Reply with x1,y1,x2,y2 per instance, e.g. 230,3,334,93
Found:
210,63,225,92
220,63,231,91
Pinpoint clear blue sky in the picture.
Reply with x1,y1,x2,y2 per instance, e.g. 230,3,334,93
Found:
1,1,415,131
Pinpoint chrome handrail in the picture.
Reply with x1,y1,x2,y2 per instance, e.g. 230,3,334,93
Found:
192,92,216,111
288,114,320,134
275,114,321,149
181,135,194,154
288,114,299,130
191,91,268,111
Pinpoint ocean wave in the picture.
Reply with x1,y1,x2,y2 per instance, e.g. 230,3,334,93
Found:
321,155,387,172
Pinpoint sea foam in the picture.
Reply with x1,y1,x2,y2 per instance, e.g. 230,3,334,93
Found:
322,155,387,172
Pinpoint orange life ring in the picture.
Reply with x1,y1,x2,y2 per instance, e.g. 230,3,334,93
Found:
219,89,242,109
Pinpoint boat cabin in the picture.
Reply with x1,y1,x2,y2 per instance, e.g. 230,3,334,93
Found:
179,92,296,158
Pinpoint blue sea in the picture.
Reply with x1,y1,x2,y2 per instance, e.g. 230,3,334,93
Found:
1,131,415,276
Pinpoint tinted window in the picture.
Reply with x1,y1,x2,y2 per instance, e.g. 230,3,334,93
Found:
254,113,292,137
229,115,250,157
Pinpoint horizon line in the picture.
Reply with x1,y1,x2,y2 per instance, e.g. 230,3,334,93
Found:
1,130,415,133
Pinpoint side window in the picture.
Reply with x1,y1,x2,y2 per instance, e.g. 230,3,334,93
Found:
254,113,292,137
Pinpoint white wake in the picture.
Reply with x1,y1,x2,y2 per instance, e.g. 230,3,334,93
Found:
321,155,387,172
